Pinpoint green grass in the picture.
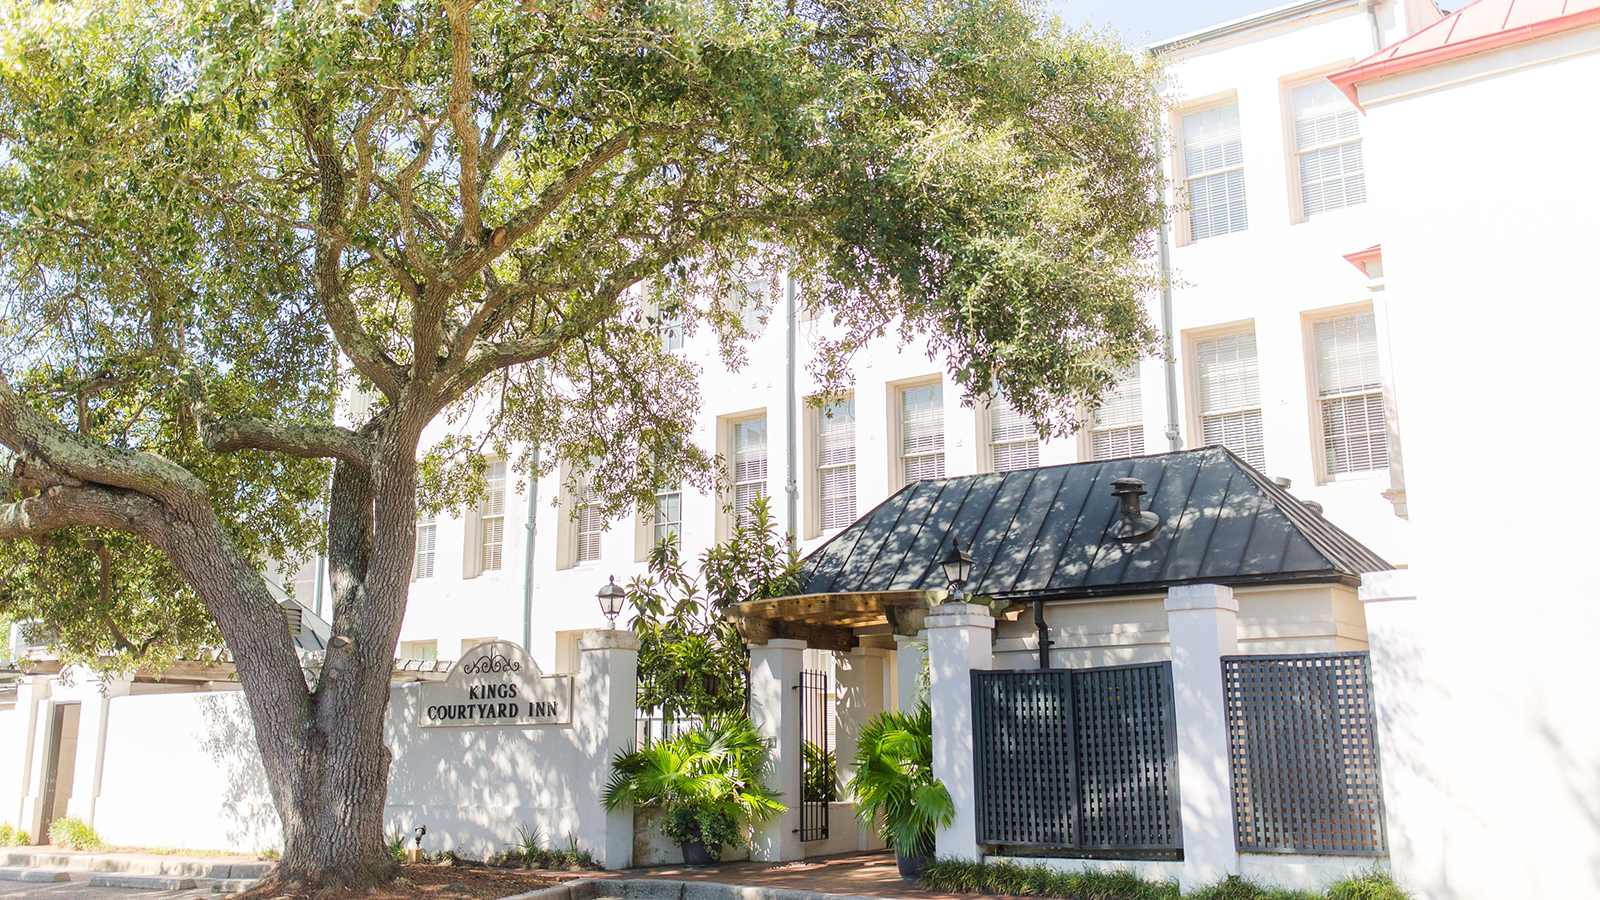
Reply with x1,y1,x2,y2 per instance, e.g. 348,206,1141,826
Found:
920,860,1410,900
0,823,30,847
45,818,103,852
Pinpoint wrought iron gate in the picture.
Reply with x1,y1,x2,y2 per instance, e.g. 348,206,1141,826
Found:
972,663,1182,856
798,668,830,842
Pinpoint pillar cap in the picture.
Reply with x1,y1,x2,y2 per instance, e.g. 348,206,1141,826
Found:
1164,583,1238,613
579,629,641,651
926,601,996,629
893,632,926,646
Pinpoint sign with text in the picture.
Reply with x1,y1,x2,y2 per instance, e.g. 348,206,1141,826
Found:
419,641,573,727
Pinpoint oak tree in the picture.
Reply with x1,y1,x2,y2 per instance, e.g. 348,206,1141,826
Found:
0,0,1162,885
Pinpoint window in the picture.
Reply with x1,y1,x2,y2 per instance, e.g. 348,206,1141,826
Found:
576,472,603,563
1195,331,1266,470
1313,312,1388,475
988,391,1039,472
480,459,506,573
413,513,436,580
817,398,857,532
399,639,438,661
1291,80,1365,218
900,382,945,483
657,298,685,351
732,417,768,529
1182,104,1248,241
738,278,767,334
1088,368,1145,460
652,485,682,552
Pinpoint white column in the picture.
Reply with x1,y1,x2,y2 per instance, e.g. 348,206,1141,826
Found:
927,602,992,861
893,632,926,712
1165,583,1240,891
747,638,805,862
834,648,886,798
66,674,132,825
573,629,640,870
9,675,48,838
1360,570,1444,900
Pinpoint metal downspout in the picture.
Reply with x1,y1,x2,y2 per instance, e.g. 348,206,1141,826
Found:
1365,0,1384,54
522,362,543,654
784,271,799,555
1148,57,1183,452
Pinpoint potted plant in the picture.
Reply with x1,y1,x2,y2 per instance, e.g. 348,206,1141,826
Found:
848,703,954,879
602,714,785,867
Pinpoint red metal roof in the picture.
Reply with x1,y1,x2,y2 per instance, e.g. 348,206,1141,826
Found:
1330,0,1600,108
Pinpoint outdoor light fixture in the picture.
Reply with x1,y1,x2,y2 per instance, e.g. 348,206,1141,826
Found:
596,575,627,629
941,539,974,600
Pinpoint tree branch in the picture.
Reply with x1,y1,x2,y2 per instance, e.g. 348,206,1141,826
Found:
199,417,372,471
0,481,171,542
445,1,483,249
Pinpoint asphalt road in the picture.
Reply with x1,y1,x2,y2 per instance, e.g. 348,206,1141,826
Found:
0,881,217,900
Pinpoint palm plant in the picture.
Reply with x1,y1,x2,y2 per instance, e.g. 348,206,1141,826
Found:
602,713,785,863
849,703,954,862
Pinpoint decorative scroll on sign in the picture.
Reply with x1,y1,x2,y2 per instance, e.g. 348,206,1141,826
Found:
418,640,573,727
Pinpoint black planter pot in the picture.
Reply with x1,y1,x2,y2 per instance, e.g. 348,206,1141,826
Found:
895,850,927,880
680,839,718,868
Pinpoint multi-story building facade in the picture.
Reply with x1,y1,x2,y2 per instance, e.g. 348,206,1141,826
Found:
279,0,1443,672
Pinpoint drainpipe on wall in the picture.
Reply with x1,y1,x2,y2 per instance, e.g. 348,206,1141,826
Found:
784,271,799,555
1148,55,1183,453
522,362,544,654
1365,0,1384,54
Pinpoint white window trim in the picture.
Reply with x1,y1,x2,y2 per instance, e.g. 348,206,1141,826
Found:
808,395,857,538
1078,367,1147,462
982,394,1041,474
718,410,769,541
1302,302,1391,484
412,513,437,581
1172,95,1247,246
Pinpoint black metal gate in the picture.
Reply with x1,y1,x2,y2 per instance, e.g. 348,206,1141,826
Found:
972,663,1182,857
798,668,830,842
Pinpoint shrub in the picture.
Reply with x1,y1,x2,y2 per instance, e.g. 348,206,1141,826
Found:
802,741,836,804
921,860,1410,900
387,832,408,864
500,825,597,871
1325,870,1411,900
0,823,30,846
46,817,102,851
602,713,784,863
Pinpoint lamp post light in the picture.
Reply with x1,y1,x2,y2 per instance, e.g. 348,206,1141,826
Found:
596,575,627,629
940,539,974,601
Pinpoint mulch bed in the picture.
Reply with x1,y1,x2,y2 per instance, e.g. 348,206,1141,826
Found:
240,862,568,900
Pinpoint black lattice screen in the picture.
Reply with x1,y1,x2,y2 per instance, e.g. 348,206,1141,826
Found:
798,668,830,843
972,663,1180,856
1223,652,1387,856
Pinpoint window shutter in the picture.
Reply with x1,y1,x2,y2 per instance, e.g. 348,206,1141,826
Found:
1195,331,1267,470
462,509,481,579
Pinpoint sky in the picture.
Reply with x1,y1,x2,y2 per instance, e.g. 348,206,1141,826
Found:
1044,0,1295,47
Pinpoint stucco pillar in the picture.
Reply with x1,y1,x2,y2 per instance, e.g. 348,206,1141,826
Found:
926,602,992,861
893,632,926,712
833,647,886,799
747,638,805,862
10,675,48,839
1165,583,1240,891
574,629,639,870
1360,570,1444,900
65,673,133,826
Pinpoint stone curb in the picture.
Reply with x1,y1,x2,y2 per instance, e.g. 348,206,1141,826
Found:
0,851,271,880
212,877,261,893
0,868,71,883
87,873,200,890
502,879,893,900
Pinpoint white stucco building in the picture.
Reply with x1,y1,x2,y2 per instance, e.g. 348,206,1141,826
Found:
270,0,1441,673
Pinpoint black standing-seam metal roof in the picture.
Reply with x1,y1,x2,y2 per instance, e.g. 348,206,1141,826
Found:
795,446,1392,601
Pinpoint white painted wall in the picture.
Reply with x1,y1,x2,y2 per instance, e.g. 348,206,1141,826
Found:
1351,24,1600,900
0,701,29,836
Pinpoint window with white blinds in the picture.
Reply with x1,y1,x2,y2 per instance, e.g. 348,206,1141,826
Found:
1195,331,1267,470
413,514,436,580
732,417,768,529
899,383,945,483
1292,81,1365,218
1088,368,1145,460
576,473,603,563
1182,104,1248,241
480,459,506,573
817,398,856,532
657,298,685,352
652,487,682,551
1313,312,1388,475
989,391,1039,472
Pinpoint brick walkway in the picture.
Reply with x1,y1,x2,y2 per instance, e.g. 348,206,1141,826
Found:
617,851,1004,899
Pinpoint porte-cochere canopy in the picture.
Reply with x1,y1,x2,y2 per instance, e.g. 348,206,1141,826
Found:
732,446,1393,644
